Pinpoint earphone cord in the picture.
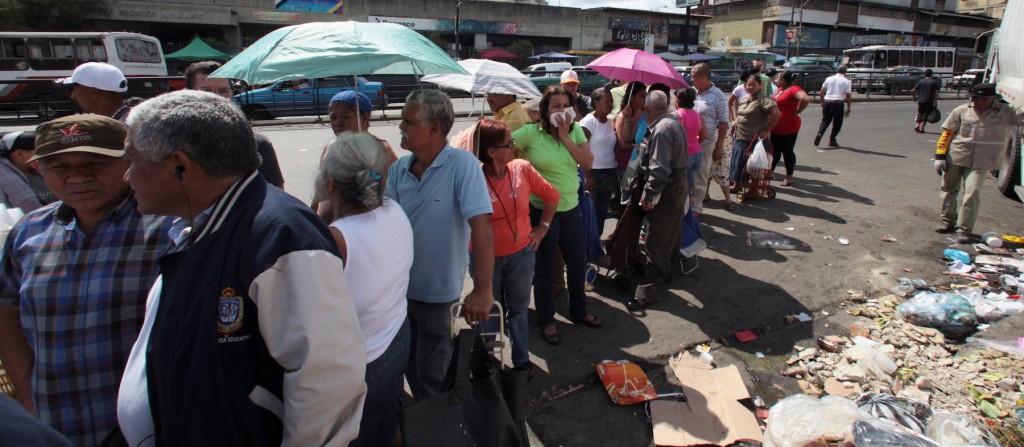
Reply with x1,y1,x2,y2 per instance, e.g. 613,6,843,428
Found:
177,176,195,247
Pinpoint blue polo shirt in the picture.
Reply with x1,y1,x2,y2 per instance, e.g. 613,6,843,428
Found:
386,145,492,303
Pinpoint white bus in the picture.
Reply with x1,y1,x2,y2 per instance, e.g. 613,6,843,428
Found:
840,45,958,74
0,32,168,117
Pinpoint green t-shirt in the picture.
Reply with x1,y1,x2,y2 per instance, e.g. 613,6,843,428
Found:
512,122,587,211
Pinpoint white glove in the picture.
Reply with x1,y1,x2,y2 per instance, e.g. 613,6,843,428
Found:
934,159,946,175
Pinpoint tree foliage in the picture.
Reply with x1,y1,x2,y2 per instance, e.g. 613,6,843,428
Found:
508,40,534,63
0,0,108,31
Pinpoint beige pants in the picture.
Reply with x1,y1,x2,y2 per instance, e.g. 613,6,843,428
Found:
690,137,717,213
939,162,987,233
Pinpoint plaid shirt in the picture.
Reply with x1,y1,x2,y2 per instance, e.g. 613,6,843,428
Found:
0,157,42,212
0,194,171,446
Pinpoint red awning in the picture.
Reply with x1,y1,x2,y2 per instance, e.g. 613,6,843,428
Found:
479,47,520,60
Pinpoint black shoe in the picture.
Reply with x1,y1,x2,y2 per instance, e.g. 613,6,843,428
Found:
934,224,955,234
627,298,652,310
813,134,823,146
828,140,839,147
540,327,560,345
956,231,973,244
525,363,536,383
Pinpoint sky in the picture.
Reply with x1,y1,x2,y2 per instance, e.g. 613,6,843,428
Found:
554,0,692,13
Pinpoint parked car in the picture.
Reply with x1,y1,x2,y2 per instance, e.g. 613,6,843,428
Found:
522,62,572,78
785,65,833,95
361,74,443,103
530,66,609,95
947,68,986,89
234,76,387,120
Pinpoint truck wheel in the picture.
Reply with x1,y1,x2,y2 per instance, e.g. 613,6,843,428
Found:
243,105,271,121
997,128,1022,202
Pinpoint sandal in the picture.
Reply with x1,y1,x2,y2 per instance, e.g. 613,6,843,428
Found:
576,315,603,328
540,327,561,345
725,202,737,211
780,179,793,186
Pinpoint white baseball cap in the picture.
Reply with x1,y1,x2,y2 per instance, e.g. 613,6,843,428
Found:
56,62,128,93
560,69,580,84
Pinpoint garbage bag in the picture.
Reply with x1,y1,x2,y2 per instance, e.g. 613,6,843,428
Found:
855,393,931,434
926,410,1000,447
746,138,771,170
896,291,978,337
764,395,867,447
851,417,940,447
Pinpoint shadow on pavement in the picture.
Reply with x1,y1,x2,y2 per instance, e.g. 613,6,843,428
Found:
821,144,908,158
775,177,875,206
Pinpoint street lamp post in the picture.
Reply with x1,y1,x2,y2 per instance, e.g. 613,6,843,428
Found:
455,0,462,60
786,0,812,60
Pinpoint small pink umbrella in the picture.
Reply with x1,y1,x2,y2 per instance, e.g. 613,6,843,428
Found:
587,48,690,89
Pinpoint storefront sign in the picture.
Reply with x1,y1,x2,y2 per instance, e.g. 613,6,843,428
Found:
252,11,301,22
114,8,204,21
276,0,344,14
368,16,518,35
773,24,830,48
609,17,648,31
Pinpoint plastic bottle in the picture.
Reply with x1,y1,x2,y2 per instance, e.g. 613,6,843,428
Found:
982,232,1003,248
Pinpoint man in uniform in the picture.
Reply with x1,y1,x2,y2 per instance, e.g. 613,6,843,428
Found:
816,65,853,147
934,83,1024,243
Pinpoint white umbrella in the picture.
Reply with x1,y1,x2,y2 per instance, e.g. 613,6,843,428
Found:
421,59,542,98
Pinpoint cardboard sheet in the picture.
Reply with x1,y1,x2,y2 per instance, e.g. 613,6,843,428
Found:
651,355,764,446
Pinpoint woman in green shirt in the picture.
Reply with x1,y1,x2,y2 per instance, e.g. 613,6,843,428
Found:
512,85,603,346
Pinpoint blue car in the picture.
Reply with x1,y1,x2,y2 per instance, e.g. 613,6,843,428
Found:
234,76,388,120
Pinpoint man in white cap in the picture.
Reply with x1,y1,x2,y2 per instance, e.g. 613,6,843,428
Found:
56,62,131,122
560,69,591,121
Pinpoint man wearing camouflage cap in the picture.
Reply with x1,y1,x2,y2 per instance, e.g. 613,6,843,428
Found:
0,115,172,445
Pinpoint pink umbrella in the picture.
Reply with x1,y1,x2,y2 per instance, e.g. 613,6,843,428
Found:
587,48,690,89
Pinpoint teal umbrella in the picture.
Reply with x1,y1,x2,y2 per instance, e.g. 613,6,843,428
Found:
210,21,466,85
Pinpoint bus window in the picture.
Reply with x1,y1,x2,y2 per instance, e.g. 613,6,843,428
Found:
27,38,75,71
0,38,27,71
75,39,107,63
115,38,161,64
913,50,924,67
900,50,911,67
944,51,953,68
887,50,899,67
925,50,936,67
937,51,945,67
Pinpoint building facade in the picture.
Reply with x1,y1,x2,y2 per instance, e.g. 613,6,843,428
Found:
698,0,995,60
86,1,705,64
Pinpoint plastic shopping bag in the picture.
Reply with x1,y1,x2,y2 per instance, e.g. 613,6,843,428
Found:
746,138,771,170
595,360,657,405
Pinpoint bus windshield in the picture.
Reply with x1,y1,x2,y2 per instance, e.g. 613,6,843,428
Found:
842,50,874,69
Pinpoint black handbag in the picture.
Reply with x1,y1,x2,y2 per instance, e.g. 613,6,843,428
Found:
928,106,941,124
400,329,523,447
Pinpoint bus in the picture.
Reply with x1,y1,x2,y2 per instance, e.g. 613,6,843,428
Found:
0,32,168,117
840,45,957,74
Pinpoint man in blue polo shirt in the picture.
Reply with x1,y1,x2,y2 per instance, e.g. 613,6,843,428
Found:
386,89,495,400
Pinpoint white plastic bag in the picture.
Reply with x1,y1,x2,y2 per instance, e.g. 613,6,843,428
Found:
746,138,772,170
926,410,1000,447
763,395,867,447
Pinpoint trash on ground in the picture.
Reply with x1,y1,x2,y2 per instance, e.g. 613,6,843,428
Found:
747,230,796,250
850,417,940,447
735,330,758,343
651,354,763,446
926,410,1001,446
948,260,975,275
881,234,898,242
896,291,978,337
595,360,657,405
839,237,850,245
944,248,972,265
975,243,1013,255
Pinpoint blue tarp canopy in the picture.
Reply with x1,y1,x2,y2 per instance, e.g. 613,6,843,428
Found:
679,53,721,62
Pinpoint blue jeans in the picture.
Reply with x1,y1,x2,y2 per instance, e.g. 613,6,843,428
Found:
729,138,772,184
352,319,410,447
531,205,589,327
482,245,535,368
686,152,702,192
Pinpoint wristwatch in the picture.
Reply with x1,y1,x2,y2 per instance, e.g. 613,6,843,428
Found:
540,220,551,228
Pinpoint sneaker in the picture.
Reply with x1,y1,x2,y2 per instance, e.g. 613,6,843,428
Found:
934,224,955,234
813,134,823,146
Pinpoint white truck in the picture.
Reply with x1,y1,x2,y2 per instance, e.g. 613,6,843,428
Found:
982,0,1024,201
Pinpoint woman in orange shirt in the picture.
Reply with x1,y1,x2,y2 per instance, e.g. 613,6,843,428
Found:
475,119,559,375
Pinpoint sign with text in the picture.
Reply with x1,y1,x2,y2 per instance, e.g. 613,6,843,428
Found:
609,17,648,31
613,28,646,43
252,11,301,22
275,0,344,14
644,35,654,53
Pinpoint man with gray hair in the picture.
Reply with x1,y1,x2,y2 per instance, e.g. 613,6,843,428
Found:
627,90,689,310
386,89,494,400
690,62,730,213
117,90,367,446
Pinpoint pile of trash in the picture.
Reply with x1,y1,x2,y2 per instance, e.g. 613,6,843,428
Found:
767,244,1024,446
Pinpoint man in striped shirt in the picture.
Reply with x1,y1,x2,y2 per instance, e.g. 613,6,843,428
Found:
690,63,731,214
0,115,172,445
